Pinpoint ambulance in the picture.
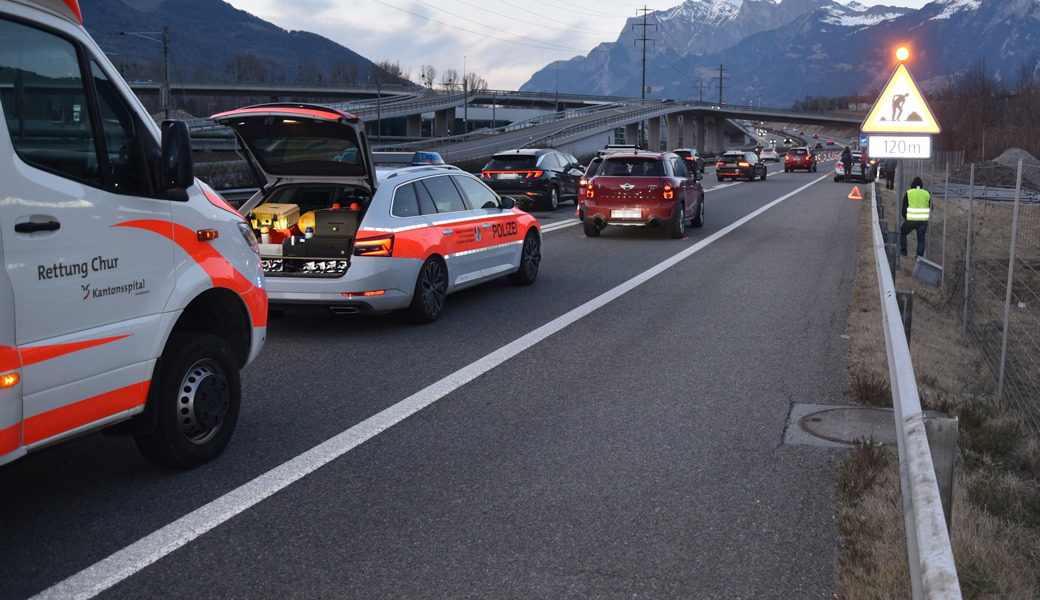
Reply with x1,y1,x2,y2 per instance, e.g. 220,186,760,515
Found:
0,0,267,469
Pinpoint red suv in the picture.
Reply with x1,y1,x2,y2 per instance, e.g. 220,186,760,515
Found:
784,147,818,172
581,151,704,239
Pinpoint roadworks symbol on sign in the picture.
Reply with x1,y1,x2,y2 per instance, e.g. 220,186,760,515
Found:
861,64,941,134
849,186,862,200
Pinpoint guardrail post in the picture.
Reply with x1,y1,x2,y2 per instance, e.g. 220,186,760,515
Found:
925,415,959,533
897,290,914,342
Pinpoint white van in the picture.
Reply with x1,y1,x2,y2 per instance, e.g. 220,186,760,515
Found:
0,0,267,468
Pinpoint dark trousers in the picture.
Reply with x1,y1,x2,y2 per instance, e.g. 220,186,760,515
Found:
900,220,928,258
885,174,895,189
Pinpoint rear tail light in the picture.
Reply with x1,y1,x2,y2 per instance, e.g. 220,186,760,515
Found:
354,233,395,257
715,161,724,168
586,187,594,199
663,184,674,200
525,170,544,178
738,161,750,167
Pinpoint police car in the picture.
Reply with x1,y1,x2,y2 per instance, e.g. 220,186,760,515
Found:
213,104,541,323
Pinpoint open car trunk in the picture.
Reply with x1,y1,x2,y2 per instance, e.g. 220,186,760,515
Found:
211,103,375,278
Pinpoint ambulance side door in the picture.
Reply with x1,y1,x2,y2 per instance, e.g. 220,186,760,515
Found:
0,17,177,448
0,225,23,465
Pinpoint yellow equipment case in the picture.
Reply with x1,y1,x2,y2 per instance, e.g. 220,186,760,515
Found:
249,203,300,230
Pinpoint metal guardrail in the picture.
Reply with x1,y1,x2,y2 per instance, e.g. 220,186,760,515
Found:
870,181,962,600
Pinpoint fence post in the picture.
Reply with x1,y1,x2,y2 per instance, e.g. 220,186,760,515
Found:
925,415,959,533
963,164,975,335
997,159,1025,403
941,162,949,289
898,290,914,342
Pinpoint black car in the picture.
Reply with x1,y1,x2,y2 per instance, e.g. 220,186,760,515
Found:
671,148,705,174
481,148,583,210
715,151,767,182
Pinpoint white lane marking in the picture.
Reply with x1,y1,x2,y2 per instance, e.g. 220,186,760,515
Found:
540,219,581,233
34,174,829,600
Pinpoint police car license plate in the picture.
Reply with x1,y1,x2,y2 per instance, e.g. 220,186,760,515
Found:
611,209,641,219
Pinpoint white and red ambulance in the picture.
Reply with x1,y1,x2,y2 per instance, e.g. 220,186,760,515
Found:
0,0,267,469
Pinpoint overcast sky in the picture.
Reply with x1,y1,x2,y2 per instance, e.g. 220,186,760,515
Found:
222,0,935,90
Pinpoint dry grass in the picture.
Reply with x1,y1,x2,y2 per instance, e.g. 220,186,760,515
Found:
837,184,1040,599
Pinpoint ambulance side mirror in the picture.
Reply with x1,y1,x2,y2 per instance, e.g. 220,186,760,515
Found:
159,120,195,192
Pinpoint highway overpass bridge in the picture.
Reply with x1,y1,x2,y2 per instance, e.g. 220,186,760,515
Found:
169,83,863,164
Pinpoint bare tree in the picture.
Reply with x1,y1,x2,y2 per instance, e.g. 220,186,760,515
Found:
464,71,488,93
440,68,460,93
419,64,437,89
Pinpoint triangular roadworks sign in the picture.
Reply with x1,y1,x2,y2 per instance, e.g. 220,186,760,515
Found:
849,186,862,200
861,64,941,134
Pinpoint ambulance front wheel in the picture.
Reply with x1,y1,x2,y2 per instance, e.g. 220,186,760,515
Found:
135,333,241,469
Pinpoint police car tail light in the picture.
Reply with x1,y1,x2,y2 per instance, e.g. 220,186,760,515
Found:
354,233,395,257
662,184,674,200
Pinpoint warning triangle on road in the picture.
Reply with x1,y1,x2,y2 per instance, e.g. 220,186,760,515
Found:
849,186,862,200
861,64,941,134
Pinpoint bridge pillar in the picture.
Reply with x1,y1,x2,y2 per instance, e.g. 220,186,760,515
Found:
715,118,726,153
624,122,639,147
406,113,421,138
647,117,661,152
696,115,706,153
683,113,696,149
666,115,679,151
434,108,453,137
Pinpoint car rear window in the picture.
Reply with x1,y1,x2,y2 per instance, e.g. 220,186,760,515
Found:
601,158,665,177
789,149,808,155
486,155,537,170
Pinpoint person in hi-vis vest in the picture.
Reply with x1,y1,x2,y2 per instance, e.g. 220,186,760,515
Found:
899,176,930,258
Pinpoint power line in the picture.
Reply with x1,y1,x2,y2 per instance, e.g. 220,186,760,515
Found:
632,6,656,100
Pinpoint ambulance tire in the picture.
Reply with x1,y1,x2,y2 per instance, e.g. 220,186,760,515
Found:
508,229,541,285
135,333,240,469
406,257,447,324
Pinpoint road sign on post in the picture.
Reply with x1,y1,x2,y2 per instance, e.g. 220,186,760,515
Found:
861,47,939,159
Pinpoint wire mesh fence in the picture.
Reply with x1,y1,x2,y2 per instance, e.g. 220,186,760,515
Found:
881,148,1040,446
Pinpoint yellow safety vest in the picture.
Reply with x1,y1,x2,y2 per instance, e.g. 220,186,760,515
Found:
906,188,930,221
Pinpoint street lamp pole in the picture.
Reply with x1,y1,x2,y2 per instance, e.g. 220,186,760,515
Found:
111,27,170,119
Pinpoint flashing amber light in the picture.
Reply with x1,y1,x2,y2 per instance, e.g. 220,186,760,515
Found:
585,187,594,199
896,47,910,62
197,229,219,241
738,161,750,167
0,373,19,388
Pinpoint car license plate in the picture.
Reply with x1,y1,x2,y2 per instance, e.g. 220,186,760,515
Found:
611,209,641,219
497,173,518,180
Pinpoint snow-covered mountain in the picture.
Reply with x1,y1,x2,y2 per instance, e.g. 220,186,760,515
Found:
521,0,1037,107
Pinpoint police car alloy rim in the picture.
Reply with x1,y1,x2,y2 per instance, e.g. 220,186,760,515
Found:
176,358,230,444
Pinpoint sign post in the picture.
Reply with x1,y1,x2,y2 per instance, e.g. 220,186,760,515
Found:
861,47,940,159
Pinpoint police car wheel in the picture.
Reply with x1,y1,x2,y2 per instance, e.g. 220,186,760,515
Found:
135,333,240,469
508,229,541,285
407,258,447,324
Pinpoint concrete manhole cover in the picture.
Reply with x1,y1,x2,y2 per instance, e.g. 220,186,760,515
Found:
799,407,897,445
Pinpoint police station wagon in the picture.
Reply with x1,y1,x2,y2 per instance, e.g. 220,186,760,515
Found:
213,103,542,323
